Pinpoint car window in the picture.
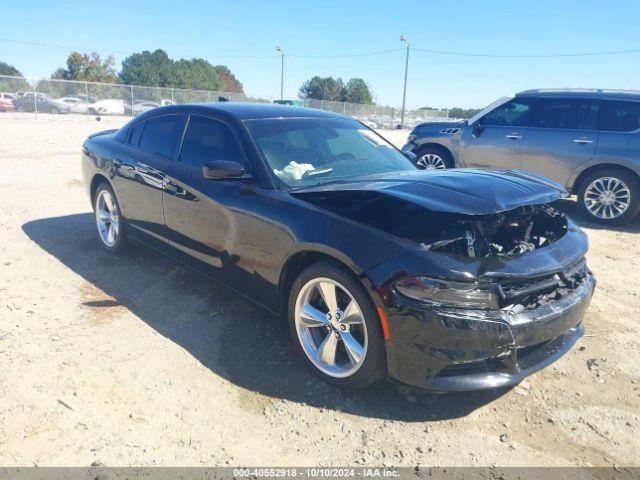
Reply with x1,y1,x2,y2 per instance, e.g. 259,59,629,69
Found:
138,114,182,158
129,121,145,146
245,117,414,188
599,100,640,132
482,98,535,127
179,115,246,170
531,98,599,130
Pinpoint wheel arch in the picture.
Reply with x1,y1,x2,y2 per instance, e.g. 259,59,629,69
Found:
415,141,453,157
571,163,640,194
89,174,112,204
277,248,383,319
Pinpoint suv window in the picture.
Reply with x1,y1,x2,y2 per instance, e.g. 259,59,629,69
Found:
138,114,182,158
179,115,246,170
532,98,599,130
482,98,535,127
599,101,640,132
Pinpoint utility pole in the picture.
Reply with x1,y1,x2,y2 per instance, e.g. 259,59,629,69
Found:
276,46,284,100
400,35,410,128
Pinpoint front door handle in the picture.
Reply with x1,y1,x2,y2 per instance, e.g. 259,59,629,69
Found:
506,133,522,140
573,138,594,145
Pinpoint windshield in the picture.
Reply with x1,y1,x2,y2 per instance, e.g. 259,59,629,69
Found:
245,117,415,188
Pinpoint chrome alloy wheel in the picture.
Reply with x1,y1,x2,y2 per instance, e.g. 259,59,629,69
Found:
294,278,368,378
95,190,120,247
417,153,446,170
584,176,631,220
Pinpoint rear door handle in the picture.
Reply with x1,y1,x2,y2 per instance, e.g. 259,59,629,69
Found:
573,138,594,144
506,133,522,140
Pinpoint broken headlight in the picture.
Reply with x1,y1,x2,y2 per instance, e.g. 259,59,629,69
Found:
394,276,499,309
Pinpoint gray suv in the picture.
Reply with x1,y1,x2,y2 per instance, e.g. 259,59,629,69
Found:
402,89,640,225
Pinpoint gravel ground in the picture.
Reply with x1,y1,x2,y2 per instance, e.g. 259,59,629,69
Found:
0,112,639,467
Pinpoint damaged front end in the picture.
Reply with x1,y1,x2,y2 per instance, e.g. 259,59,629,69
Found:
293,172,595,390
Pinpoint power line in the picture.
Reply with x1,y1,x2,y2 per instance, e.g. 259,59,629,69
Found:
412,47,640,58
2,36,640,60
288,48,404,59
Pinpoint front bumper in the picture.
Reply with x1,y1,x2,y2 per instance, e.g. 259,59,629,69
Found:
384,273,595,391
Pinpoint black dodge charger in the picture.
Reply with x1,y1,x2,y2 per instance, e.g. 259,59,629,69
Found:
81,103,595,391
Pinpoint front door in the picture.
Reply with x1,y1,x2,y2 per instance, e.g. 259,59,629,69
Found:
162,114,256,294
459,97,536,170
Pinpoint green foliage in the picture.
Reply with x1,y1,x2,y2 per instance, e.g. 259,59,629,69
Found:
0,61,30,91
119,49,243,93
0,61,23,77
299,76,373,104
52,51,118,83
444,107,481,119
342,78,372,104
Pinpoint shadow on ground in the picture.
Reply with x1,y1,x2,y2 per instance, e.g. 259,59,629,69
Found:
23,213,512,422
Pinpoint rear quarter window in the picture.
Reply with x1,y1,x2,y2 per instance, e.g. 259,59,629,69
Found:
138,114,183,158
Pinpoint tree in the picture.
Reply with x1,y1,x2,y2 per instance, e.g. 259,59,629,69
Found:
299,76,344,102
341,78,372,104
213,65,243,93
299,76,373,104
0,61,23,77
446,107,482,119
51,51,118,83
0,61,30,91
119,49,175,87
119,49,243,93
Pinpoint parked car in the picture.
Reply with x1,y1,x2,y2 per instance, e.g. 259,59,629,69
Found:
89,99,125,115
403,89,640,225
0,92,15,112
59,96,96,114
13,93,70,114
132,101,160,116
82,104,594,391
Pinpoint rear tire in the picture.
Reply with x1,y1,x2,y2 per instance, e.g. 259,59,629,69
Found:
577,168,640,225
93,182,128,253
287,262,386,389
414,145,454,169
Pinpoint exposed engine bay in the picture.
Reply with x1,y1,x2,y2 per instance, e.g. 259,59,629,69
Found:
294,190,568,258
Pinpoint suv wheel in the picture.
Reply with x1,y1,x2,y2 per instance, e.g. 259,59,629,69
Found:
414,146,453,170
288,262,386,389
578,169,640,224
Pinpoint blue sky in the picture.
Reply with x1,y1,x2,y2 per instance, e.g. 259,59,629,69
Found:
1,0,638,108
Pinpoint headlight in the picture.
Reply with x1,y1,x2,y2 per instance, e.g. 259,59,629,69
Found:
394,276,499,309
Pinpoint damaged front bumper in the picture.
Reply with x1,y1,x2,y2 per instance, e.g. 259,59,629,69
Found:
381,270,595,391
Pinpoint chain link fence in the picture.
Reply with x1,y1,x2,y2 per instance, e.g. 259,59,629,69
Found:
0,74,451,127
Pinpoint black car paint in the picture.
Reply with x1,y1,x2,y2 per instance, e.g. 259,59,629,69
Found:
81,103,594,391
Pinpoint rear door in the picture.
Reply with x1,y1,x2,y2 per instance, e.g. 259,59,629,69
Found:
111,113,185,249
459,97,536,170
521,97,599,187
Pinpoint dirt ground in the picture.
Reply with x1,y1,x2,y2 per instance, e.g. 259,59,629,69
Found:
0,112,638,467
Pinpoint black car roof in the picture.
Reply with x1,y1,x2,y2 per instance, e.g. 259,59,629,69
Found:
146,102,347,120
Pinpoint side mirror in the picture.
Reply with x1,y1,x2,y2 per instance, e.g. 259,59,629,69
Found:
202,160,247,180
472,122,484,137
403,151,417,161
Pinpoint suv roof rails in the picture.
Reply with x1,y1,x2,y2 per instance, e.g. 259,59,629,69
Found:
518,88,640,95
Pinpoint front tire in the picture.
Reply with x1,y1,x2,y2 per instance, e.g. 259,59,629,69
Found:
50,106,60,114
577,169,640,225
414,145,454,170
93,182,128,253
288,262,386,389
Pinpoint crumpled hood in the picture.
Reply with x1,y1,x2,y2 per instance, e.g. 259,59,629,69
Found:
293,169,567,215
